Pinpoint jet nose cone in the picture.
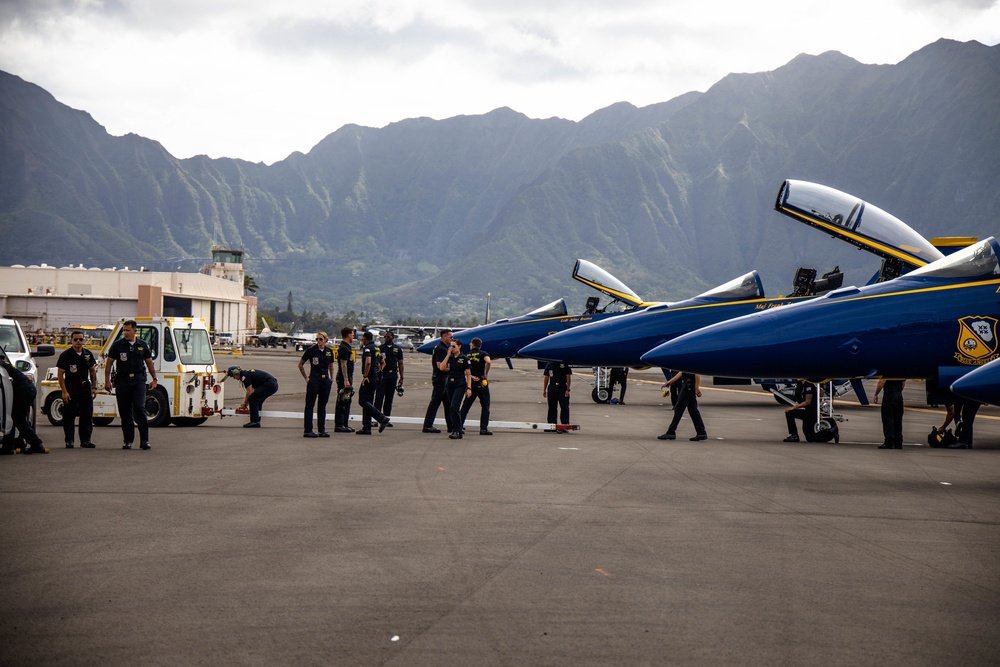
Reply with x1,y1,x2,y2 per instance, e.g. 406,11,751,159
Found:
951,361,1000,405
640,333,713,371
519,336,568,362
417,339,438,354
640,317,775,376
519,326,611,365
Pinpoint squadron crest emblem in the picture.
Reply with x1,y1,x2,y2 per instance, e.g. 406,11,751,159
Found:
955,316,999,365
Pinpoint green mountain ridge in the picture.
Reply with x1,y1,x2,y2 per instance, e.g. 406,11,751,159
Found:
1,38,998,319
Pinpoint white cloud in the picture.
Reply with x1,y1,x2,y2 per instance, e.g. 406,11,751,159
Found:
0,0,997,163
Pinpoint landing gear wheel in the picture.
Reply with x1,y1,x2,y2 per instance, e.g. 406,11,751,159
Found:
805,417,839,443
45,394,65,426
145,389,171,427
592,387,610,404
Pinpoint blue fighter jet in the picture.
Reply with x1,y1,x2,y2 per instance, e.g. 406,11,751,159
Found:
518,180,945,369
641,238,1000,398
417,259,658,357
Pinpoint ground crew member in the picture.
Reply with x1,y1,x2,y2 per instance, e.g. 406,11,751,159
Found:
335,327,355,433
782,379,815,443
298,332,334,438
357,331,390,435
375,330,404,423
227,365,279,428
57,330,98,448
658,371,707,441
952,395,981,449
440,338,471,439
609,367,629,404
542,361,572,430
422,329,453,434
104,320,157,450
0,348,47,455
460,337,492,435
874,378,906,449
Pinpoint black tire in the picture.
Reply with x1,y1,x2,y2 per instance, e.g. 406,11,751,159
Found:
805,418,839,443
93,417,114,427
172,417,208,427
592,387,610,404
145,389,171,427
45,394,65,426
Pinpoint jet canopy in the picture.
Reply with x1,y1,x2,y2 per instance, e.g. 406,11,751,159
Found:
694,271,764,301
775,180,943,270
517,298,569,320
907,237,999,279
572,259,645,309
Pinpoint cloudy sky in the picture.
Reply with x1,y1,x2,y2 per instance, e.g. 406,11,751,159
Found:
1,0,997,164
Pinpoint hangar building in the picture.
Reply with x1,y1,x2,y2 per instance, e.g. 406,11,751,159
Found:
0,247,257,344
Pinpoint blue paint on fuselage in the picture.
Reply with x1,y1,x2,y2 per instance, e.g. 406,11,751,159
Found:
641,274,1000,380
518,296,804,367
416,311,628,357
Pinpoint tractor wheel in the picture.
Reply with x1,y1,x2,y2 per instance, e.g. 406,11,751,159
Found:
145,389,171,427
45,394,65,426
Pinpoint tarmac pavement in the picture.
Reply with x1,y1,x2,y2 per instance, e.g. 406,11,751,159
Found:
2,351,999,665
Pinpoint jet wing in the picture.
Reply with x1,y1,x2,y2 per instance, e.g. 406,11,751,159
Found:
775,180,944,268
572,259,647,308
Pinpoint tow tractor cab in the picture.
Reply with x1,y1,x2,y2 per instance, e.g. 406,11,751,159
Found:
40,317,224,428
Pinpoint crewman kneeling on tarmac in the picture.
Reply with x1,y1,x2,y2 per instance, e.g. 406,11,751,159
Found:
226,365,279,428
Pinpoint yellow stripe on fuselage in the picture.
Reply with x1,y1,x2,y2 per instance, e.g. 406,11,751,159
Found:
802,277,1000,306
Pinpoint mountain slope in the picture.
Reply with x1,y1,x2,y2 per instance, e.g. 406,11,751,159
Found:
1,38,997,318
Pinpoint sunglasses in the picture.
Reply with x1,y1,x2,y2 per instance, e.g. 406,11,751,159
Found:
72,338,85,342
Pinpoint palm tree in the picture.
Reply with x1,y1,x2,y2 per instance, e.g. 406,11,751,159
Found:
243,274,259,295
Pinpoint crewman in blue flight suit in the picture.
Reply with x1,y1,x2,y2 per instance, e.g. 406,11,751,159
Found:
874,378,906,449
658,371,707,441
375,330,404,424
422,329,453,434
104,320,157,450
356,331,390,435
542,361,573,429
335,327,355,433
782,379,815,443
298,332,334,438
440,338,471,439
0,348,47,455
227,365,279,428
460,337,492,435
57,330,98,448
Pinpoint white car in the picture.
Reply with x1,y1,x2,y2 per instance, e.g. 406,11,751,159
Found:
0,318,55,435
0,360,12,437
0,318,55,385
